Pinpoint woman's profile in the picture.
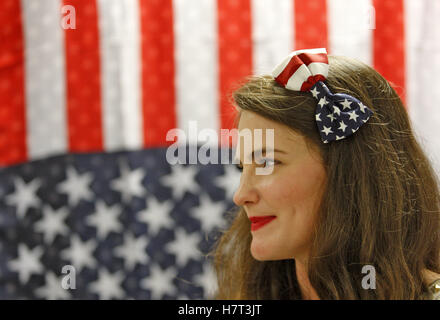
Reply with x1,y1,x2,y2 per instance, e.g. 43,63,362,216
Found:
211,48,440,300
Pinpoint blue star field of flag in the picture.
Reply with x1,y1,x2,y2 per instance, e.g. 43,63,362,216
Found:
0,146,240,299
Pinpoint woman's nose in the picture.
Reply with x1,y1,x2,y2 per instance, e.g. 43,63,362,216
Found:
233,172,259,207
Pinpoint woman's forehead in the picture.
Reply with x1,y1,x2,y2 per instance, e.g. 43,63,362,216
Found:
237,111,305,148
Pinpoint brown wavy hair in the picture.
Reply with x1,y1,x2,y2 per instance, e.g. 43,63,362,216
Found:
210,55,440,299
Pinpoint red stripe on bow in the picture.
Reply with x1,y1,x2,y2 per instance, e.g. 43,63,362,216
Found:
300,74,326,91
274,52,328,90
297,52,328,66
274,55,303,87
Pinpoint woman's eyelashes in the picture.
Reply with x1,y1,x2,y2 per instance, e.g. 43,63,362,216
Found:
235,158,280,172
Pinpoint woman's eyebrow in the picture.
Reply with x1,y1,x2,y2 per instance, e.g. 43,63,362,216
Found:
251,148,287,158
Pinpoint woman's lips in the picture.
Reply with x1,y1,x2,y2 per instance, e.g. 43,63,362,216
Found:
249,216,276,231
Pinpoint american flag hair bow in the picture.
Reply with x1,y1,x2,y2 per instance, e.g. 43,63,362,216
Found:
272,48,374,144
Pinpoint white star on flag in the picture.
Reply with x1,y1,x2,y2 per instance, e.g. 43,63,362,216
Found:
190,194,227,233
114,233,149,271
137,196,175,236
86,200,123,239
193,261,218,299
213,165,240,200
110,158,146,203
8,243,44,284
90,268,125,300
34,205,69,244
5,176,42,219
57,166,94,207
160,165,200,200
35,272,71,300
165,228,202,267
141,264,177,299
61,235,97,272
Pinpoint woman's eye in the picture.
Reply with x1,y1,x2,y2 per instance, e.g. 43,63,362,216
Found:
260,158,279,167
263,158,275,166
235,159,279,172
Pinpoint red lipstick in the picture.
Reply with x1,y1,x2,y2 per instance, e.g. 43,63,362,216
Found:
249,216,276,231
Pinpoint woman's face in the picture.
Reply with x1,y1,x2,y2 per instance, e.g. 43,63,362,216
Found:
233,110,327,263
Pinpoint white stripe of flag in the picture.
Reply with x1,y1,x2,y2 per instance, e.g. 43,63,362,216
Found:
21,0,67,159
251,0,294,75
173,0,220,146
97,0,143,152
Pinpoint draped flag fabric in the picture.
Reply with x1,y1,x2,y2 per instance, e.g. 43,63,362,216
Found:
0,0,439,299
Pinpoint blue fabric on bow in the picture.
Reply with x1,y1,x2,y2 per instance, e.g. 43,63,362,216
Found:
272,48,373,143
311,81,373,143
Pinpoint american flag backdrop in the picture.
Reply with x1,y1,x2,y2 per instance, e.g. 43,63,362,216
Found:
0,0,439,299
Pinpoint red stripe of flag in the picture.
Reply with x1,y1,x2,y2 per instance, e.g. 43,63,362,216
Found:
217,0,253,147
294,0,328,50
372,0,406,107
0,0,27,166
63,0,103,152
139,0,177,147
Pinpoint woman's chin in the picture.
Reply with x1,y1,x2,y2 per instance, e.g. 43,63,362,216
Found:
250,240,275,261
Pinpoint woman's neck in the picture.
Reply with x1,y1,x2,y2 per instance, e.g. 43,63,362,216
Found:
295,259,320,300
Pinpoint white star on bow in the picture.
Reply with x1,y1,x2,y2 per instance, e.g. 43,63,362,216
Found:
327,113,335,122
318,97,328,108
348,110,360,122
338,120,348,132
321,126,333,136
359,102,368,113
315,113,322,122
340,99,352,110
310,87,320,99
